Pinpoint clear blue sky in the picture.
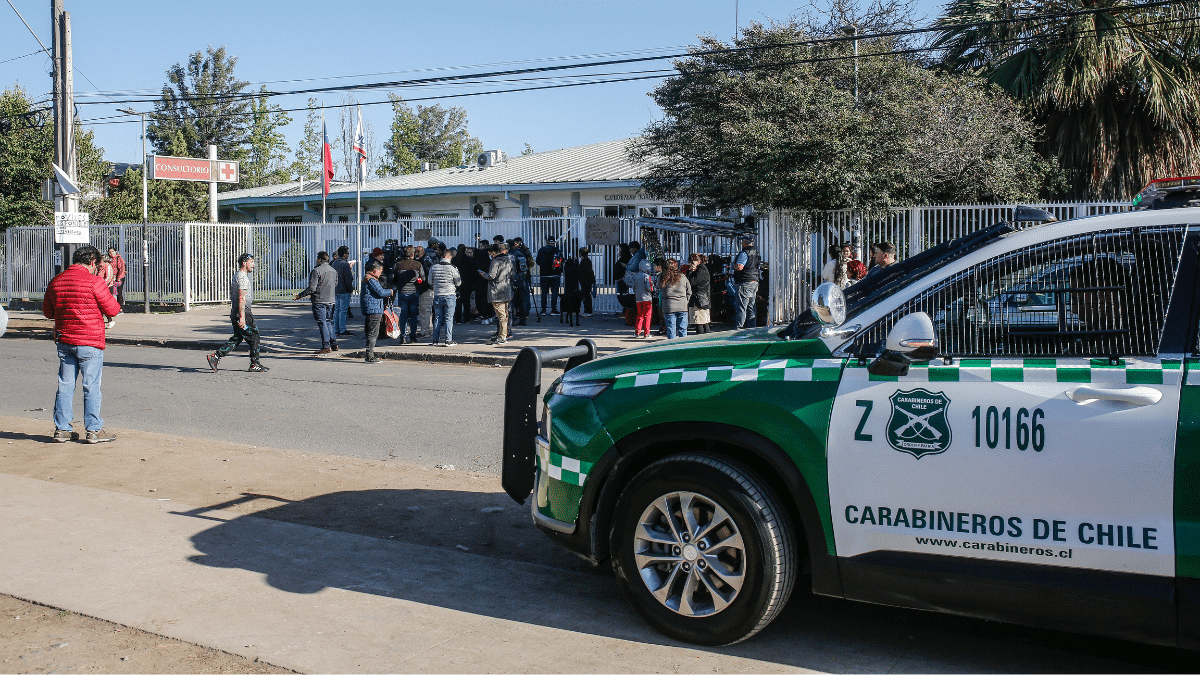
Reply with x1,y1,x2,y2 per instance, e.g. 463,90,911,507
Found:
2,0,945,170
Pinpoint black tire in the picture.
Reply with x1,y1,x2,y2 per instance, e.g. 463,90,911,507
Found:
609,453,796,645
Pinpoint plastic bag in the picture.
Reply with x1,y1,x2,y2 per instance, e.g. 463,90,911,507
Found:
383,308,401,339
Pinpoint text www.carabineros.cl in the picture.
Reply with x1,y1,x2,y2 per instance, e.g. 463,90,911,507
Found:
914,536,1073,559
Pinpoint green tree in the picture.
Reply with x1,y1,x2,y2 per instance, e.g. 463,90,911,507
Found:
379,94,483,175
290,98,323,181
934,0,1200,199
276,238,309,284
632,17,1054,212
1,86,109,232
148,46,252,163
242,86,293,188
379,94,420,176
84,167,208,224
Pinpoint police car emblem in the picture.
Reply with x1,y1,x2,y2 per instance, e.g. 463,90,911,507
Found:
887,388,952,458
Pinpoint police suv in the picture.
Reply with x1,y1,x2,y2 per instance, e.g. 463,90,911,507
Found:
502,177,1200,647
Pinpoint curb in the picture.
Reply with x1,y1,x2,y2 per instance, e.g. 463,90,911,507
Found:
4,327,520,368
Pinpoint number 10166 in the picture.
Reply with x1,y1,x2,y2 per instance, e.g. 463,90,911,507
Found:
972,406,1045,451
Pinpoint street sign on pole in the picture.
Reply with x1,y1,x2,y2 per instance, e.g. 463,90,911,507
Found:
148,155,239,184
54,211,89,244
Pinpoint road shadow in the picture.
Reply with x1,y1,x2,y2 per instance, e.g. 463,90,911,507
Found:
180,489,1196,673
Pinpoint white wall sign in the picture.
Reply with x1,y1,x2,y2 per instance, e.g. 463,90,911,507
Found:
54,211,90,244
585,217,622,246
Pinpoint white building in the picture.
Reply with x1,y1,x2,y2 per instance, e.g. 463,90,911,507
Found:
216,139,700,225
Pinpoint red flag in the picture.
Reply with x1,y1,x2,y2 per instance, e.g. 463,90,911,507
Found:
322,118,334,196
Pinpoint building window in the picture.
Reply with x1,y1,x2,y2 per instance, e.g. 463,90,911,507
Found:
338,215,349,223
661,206,682,217
639,206,658,218
274,216,302,224
584,208,603,218
531,206,563,218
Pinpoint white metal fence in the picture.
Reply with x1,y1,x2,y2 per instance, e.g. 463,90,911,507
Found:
767,202,1130,325
3,204,1129,323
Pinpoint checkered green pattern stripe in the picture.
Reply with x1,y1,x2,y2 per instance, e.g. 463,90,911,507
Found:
611,358,845,389
536,444,593,487
846,357,1182,385
1185,359,1200,386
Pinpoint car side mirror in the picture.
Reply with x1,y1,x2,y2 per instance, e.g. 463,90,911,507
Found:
869,312,939,377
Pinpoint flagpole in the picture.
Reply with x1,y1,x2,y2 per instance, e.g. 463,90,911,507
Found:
321,114,327,225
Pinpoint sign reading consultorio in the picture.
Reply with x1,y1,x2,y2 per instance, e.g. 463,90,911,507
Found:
149,156,240,183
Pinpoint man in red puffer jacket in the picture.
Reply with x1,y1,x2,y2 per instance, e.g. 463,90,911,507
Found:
42,244,122,443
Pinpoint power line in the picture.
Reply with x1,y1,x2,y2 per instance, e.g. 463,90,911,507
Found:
65,0,1191,108
0,48,45,65
4,0,51,55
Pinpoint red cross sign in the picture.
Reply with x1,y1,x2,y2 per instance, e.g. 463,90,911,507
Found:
215,161,240,184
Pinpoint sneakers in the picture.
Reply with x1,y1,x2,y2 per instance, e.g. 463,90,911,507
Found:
331,344,339,352
206,353,220,372
551,310,561,315
495,338,508,345
85,428,116,444
316,347,332,355
248,363,269,372
365,356,381,364
445,341,458,347
583,312,593,317
52,429,75,443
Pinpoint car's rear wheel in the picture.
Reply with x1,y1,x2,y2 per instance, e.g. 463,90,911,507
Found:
609,453,796,645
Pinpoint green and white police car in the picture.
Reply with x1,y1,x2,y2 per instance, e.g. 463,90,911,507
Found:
502,178,1200,647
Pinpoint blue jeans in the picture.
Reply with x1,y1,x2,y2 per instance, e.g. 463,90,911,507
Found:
432,295,455,343
733,282,758,329
396,292,419,339
334,293,351,334
665,311,688,339
312,302,335,348
540,275,559,313
54,343,104,432
513,283,530,320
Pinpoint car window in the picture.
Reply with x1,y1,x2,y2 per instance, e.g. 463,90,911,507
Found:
847,226,1187,358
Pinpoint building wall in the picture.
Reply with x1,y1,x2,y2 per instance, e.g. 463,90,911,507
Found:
220,186,693,224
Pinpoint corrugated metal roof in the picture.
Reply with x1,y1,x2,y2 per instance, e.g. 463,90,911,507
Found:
219,138,645,203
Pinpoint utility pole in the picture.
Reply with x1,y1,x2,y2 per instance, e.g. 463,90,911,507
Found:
51,0,78,273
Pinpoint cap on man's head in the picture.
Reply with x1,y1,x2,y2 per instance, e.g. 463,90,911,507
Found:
739,234,754,242
371,247,384,256
546,235,556,242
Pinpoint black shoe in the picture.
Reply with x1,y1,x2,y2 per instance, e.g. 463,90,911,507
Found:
365,356,381,364
337,331,354,336
248,363,269,372
518,319,526,326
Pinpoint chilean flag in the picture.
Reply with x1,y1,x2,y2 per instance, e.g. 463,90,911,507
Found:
322,117,334,196
352,105,367,178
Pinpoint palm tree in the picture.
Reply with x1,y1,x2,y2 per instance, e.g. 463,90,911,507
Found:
934,0,1200,199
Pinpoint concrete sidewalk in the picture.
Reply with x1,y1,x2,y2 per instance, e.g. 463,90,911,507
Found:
0,416,815,674
4,302,700,367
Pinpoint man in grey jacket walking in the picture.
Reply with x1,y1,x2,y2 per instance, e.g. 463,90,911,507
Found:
480,242,514,345
295,251,339,354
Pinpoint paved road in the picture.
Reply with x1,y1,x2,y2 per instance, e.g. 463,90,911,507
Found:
3,337,1197,671
0,338,513,473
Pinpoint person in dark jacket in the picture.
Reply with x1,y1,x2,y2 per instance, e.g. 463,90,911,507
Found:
360,259,393,364
732,235,761,329
474,240,494,323
42,244,122,443
687,252,713,334
577,247,596,316
330,246,356,336
480,242,515,344
294,251,339,354
535,235,563,315
392,246,423,344
455,245,474,323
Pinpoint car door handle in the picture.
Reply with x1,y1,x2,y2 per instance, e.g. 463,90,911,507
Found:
1066,385,1162,406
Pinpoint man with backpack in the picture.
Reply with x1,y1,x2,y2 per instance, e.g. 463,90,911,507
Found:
536,235,563,315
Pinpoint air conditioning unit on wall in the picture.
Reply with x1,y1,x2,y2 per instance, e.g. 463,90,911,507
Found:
378,206,399,221
472,201,497,218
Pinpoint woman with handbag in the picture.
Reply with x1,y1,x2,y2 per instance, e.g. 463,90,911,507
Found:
686,253,712,334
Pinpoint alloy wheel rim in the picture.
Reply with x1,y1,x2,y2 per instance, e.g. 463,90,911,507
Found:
633,490,746,616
